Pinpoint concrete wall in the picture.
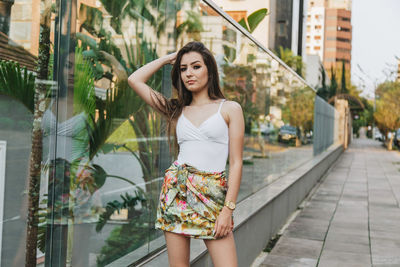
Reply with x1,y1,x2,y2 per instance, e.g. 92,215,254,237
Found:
140,144,343,267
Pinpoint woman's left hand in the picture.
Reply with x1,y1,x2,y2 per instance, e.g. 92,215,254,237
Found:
214,207,234,239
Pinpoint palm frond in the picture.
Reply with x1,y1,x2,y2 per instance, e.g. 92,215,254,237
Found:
0,60,35,113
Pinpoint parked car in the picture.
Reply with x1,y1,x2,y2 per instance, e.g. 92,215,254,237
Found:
374,128,383,141
278,125,298,143
251,122,275,136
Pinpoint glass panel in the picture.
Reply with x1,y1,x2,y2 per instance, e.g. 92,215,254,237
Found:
0,0,54,266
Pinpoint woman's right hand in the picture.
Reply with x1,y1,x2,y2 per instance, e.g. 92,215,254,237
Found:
166,52,177,65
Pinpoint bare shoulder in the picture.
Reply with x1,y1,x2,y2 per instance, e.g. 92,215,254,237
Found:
221,100,243,124
223,100,243,114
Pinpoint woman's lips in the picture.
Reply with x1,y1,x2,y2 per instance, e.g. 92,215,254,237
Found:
187,80,195,85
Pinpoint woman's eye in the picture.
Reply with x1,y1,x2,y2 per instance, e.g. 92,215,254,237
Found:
193,65,201,69
180,68,187,72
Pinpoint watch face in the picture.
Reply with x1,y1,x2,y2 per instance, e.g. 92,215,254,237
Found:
228,202,235,209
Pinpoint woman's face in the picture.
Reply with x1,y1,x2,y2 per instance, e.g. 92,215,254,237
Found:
180,51,208,93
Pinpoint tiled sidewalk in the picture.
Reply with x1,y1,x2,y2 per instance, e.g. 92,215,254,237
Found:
260,139,400,267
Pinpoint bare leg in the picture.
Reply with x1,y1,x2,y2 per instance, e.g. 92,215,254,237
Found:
164,231,191,267
204,232,238,267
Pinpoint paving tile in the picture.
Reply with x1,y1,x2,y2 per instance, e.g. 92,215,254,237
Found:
372,255,400,266
323,239,370,255
371,237,400,248
269,237,323,259
261,254,317,267
318,250,371,267
327,225,368,236
329,220,369,231
370,230,400,240
325,231,369,246
297,210,334,221
290,217,331,228
284,227,327,241
370,222,400,232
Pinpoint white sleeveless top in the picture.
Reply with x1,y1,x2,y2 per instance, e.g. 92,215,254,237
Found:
176,99,229,172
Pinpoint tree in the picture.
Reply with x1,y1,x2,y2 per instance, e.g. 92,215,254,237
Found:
274,46,304,77
282,87,314,145
317,62,368,137
374,81,400,149
25,1,52,265
340,60,348,94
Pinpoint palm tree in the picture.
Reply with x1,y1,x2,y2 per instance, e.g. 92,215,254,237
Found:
25,1,52,265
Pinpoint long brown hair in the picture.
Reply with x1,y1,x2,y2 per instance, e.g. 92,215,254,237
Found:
151,41,225,156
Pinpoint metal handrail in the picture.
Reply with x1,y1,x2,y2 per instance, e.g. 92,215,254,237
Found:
203,0,317,92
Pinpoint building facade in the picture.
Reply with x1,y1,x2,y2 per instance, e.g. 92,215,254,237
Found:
305,6,325,59
323,8,352,74
305,0,352,83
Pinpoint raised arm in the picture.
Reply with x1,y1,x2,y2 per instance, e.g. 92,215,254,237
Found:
127,52,177,114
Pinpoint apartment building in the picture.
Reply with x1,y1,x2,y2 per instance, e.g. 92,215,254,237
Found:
305,6,325,60
305,0,352,82
324,8,352,74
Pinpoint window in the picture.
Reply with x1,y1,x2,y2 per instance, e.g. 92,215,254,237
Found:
337,37,350,43
336,58,350,63
314,46,321,50
337,48,350,53
278,20,287,37
326,37,350,43
315,25,322,30
314,35,321,40
337,26,350,32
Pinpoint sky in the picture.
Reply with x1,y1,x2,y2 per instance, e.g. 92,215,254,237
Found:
351,0,400,98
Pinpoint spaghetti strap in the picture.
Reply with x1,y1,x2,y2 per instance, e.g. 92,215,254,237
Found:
217,99,226,113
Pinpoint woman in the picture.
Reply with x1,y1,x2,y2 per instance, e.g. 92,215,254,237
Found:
128,41,244,267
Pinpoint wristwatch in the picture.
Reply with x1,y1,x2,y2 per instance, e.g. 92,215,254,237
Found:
224,200,236,210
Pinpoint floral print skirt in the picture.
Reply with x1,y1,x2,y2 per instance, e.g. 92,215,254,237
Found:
155,161,227,239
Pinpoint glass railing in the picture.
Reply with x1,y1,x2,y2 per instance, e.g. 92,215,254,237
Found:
0,0,338,266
